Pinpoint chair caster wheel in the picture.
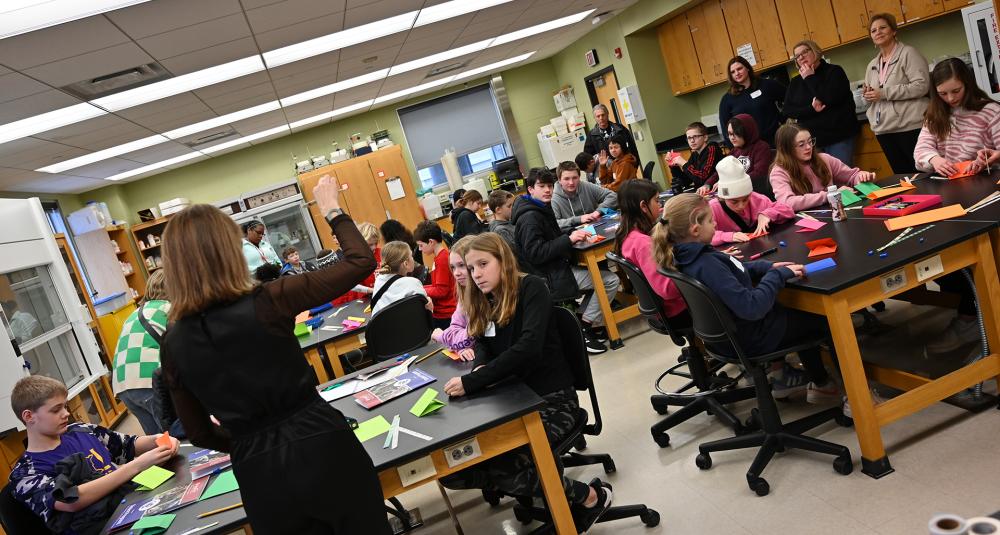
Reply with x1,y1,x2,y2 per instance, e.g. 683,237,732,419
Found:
835,413,854,427
640,509,661,527
695,452,712,470
833,455,853,475
482,490,501,506
744,408,760,430
603,459,616,474
574,436,587,451
653,432,671,448
748,476,769,496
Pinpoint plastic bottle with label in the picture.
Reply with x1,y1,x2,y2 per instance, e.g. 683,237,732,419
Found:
827,185,846,221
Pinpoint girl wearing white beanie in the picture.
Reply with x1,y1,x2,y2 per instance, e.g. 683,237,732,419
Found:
710,156,795,245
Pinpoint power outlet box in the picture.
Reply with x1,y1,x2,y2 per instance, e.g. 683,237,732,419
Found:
443,437,482,468
397,456,436,487
915,255,944,282
880,269,907,293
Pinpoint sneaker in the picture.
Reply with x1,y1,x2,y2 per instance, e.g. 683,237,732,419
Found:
583,329,607,354
842,388,890,418
806,379,842,404
574,478,614,533
771,365,808,398
926,317,980,353
590,325,609,342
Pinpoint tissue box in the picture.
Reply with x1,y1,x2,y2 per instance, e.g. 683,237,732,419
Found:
159,197,190,216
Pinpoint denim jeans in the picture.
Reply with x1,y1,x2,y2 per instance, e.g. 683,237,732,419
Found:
821,136,857,167
117,388,163,435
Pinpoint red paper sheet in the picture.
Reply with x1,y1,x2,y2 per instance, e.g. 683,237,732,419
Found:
795,219,826,231
805,237,838,258
948,160,976,179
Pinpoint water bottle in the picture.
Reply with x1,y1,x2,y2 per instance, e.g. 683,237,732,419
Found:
827,185,846,221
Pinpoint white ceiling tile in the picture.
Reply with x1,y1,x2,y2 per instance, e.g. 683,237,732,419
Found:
202,140,251,156
208,92,279,116
376,70,431,95
0,138,89,171
193,71,272,100
137,14,252,60
255,12,346,53
345,0,384,8
344,0,421,28
227,109,288,135
0,66,11,75
470,1,530,22
272,70,342,99
282,101,334,123
0,90,84,124
23,42,155,88
245,0,346,33
3,174,110,194
106,0,243,39
0,73,53,104
247,129,290,145
115,92,212,122
331,84,379,108
51,157,141,180
156,38,261,75
33,114,152,149
405,12,473,37
266,52,340,82
241,0,285,8
0,17,130,70
123,142,197,164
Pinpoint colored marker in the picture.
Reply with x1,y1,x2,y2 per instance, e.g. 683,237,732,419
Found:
749,247,778,260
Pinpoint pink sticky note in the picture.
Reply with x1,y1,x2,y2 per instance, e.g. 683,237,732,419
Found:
795,219,826,231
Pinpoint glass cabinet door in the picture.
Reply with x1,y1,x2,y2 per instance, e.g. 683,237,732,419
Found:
260,203,319,262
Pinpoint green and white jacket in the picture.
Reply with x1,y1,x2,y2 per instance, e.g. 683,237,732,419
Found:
112,299,170,394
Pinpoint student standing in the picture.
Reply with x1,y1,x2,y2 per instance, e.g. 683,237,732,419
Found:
370,241,432,316
584,103,640,164
160,175,391,535
451,189,489,240
862,13,930,173
718,57,786,146
241,220,281,274
440,233,614,532
784,40,860,165
769,123,875,211
431,236,476,360
487,190,517,248
666,122,723,195
727,114,775,198
710,156,794,245
414,220,458,330
552,161,618,229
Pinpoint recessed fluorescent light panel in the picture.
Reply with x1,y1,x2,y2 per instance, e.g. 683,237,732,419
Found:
0,0,153,40
0,103,106,145
491,10,594,47
414,0,512,27
163,101,282,140
280,69,389,107
37,134,168,174
105,152,203,181
288,99,376,130
202,125,289,154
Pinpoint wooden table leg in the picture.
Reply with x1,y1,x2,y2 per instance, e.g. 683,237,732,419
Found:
304,347,330,384
523,412,576,535
583,249,622,349
324,343,346,378
823,295,894,478
972,234,1000,395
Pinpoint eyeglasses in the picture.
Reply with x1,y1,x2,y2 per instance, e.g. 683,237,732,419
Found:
686,134,707,142
795,137,817,149
793,50,814,62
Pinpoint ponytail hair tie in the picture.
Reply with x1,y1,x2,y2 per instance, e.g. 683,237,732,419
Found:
659,217,669,226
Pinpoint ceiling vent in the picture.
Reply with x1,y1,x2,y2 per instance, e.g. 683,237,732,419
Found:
179,127,239,149
426,62,467,77
61,62,171,101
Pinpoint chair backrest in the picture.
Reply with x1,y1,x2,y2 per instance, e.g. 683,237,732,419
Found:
642,161,655,180
1,484,51,535
549,306,603,435
366,295,433,360
657,266,748,367
605,252,688,346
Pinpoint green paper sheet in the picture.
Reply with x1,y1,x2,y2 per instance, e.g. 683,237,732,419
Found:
410,388,445,417
354,415,392,442
131,513,175,534
854,182,881,195
200,470,240,501
293,323,310,337
840,189,863,206
132,465,174,491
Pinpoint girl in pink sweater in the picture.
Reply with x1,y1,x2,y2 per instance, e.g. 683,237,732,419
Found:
710,156,794,245
614,180,688,320
431,236,475,360
769,123,875,211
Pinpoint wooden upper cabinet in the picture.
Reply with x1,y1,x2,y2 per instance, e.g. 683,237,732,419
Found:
866,0,905,23
367,149,424,230
832,0,871,42
658,15,702,94
942,0,974,9
803,0,842,51
689,0,733,84
745,0,787,68
900,0,943,22
775,0,810,59
721,0,759,68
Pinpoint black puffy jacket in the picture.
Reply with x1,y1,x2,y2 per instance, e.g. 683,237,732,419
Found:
451,207,487,241
511,195,579,301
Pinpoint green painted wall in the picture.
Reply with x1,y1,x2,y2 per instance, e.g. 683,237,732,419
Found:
502,59,560,169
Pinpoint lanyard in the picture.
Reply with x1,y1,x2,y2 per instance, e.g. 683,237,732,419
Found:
877,43,897,87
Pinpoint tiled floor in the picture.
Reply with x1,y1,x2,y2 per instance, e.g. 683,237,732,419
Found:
115,300,1000,534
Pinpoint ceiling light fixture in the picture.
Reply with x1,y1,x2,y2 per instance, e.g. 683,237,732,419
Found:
413,0,511,27
279,69,389,107
104,151,203,181
163,101,282,139
0,103,106,145
37,134,168,173
0,0,153,40
201,125,290,154
288,99,376,130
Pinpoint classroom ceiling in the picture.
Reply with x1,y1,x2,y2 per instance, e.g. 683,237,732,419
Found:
0,0,637,195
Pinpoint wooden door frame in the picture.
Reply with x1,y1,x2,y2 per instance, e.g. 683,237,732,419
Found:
584,66,624,125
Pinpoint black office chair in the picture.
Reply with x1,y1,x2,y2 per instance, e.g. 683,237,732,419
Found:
606,252,755,447
1,484,52,535
659,267,853,496
366,295,433,361
642,161,655,180
504,306,660,532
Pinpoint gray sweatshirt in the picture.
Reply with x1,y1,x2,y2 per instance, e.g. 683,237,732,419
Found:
552,181,618,229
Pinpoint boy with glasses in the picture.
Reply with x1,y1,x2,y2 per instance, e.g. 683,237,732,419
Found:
666,122,722,196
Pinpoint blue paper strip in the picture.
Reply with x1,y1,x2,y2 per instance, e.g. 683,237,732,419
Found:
803,258,837,274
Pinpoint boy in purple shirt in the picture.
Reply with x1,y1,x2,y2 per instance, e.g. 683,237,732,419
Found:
8,376,179,534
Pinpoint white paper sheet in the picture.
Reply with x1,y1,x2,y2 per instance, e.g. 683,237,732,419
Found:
386,177,406,200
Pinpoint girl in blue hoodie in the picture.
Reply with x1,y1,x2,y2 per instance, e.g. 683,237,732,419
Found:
652,193,839,403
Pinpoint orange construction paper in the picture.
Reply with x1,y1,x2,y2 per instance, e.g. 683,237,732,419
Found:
294,311,310,324
748,230,769,239
805,238,838,258
866,182,916,200
884,204,967,230
156,431,171,449
948,160,976,179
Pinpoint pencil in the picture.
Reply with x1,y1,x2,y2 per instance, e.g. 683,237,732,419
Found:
197,502,243,519
412,346,445,366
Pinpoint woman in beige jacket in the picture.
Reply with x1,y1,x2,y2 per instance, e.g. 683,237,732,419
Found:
862,12,930,173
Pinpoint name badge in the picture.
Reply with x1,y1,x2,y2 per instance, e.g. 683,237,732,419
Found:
750,89,762,99
484,322,496,337
728,254,746,272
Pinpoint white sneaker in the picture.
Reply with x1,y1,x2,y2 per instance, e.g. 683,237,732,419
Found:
926,317,980,353
806,380,842,404
842,388,890,419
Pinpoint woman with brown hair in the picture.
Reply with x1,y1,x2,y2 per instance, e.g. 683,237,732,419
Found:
159,175,390,535
718,56,786,146
451,189,488,240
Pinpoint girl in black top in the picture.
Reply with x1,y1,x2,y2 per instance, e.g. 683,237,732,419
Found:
439,233,613,532
451,189,489,240
160,176,390,535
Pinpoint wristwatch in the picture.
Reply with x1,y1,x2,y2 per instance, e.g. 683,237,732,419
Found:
325,207,345,220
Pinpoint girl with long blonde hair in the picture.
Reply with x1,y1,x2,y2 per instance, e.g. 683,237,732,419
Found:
370,240,431,316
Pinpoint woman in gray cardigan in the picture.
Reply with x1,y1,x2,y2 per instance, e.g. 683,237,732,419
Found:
863,12,930,173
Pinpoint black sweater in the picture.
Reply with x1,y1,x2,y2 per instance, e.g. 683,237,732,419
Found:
451,207,487,241
783,60,860,147
461,275,574,396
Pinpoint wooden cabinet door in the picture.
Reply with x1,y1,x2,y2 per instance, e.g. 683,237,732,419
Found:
689,1,732,84
804,0,841,51
775,0,810,59
900,0,943,22
658,15,702,94
298,166,340,252
366,147,425,230
866,0,905,24
856,151,892,178
334,158,389,228
745,0,787,68
721,0,759,69
832,0,870,42
942,0,974,9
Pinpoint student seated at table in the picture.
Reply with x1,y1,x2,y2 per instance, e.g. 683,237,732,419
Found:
653,193,841,401
711,156,794,245
553,160,618,229
450,189,467,225
9,376,181,534
280,246,317,276
379,219,428,283
414,220,457,330
575,151,598,183
911,58,999,354
728,114,775,198
487,190,516,248
333,222,380,304
598,134,639,192
440,233,614,531
769,123,876,211
666,122,723,196
431,236,476,360
614,180,688,323
452,189,489,240
512,167,619,354
371,241,432,316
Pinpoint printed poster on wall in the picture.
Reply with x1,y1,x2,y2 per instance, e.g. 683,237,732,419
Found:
737,43,757,66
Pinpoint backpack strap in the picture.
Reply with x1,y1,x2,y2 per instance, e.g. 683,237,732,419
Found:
370,275,403,309
136,303,164,346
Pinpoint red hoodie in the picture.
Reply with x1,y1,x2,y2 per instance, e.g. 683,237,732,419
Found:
424,247,456,319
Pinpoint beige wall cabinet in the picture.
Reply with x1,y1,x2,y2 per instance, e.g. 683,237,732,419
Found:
657,14,702,94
